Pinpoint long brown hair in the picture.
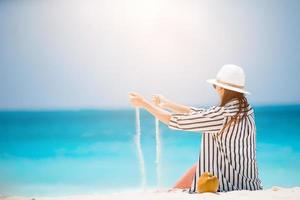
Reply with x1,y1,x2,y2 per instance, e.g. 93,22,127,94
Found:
217,88,249,136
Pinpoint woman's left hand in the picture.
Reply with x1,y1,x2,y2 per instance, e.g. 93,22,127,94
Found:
128,92,146,108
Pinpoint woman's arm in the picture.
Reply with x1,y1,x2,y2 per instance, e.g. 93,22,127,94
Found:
129,92,171,125
152,95,192,114
142,100,172,125
168,106,225,132
129,92,224,133
162,100,192,114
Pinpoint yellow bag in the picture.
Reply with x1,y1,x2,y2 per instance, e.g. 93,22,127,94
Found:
197,172,219,193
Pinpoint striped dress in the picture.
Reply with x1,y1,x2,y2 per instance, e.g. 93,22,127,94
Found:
168,99,263,192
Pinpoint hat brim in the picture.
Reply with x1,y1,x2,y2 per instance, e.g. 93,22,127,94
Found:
206,79,250,95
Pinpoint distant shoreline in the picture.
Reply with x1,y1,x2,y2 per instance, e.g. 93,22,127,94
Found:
0,103,299,112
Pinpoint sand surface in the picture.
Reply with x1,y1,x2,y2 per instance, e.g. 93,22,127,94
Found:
1,187,300,200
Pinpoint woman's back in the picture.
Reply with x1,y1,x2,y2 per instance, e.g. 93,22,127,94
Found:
215,100,262,191
168,99,263,192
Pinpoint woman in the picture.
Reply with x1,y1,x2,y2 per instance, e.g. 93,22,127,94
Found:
128,64,263,192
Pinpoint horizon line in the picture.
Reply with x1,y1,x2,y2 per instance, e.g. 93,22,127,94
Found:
0,102,299,112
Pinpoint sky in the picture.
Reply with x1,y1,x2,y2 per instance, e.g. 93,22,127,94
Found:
0,0,299,109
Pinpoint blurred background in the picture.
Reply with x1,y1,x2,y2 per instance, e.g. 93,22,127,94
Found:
0,0,299,197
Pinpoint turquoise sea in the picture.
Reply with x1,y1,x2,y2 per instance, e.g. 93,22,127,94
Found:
0,105,300,196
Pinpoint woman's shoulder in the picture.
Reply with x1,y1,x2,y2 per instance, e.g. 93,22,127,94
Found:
189,99,255,116
189,105,225,116
223,99,254,116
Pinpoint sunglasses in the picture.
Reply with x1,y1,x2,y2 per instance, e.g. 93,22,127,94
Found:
213,84,217,89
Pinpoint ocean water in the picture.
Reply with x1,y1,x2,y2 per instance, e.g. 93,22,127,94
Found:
0,105,299,196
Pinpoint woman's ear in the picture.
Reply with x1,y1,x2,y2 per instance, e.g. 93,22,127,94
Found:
218,87,225,97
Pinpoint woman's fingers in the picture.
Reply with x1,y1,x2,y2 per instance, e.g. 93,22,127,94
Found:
129,92,165,108
128,92,139,98
152,94,167,107
152,95,160,105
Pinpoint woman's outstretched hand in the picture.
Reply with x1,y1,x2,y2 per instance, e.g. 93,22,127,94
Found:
129,92,172,124
152,94,168,108
128,92,146,108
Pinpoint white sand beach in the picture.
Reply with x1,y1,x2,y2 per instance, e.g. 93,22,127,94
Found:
2,187,300,200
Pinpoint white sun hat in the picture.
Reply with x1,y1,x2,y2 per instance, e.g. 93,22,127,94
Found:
206,64,250,94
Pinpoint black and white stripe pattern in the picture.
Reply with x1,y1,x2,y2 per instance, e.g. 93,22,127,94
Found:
168,99,263,192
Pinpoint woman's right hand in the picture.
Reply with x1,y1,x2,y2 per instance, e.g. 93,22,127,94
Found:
128,92,146,108
152,94,168,108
